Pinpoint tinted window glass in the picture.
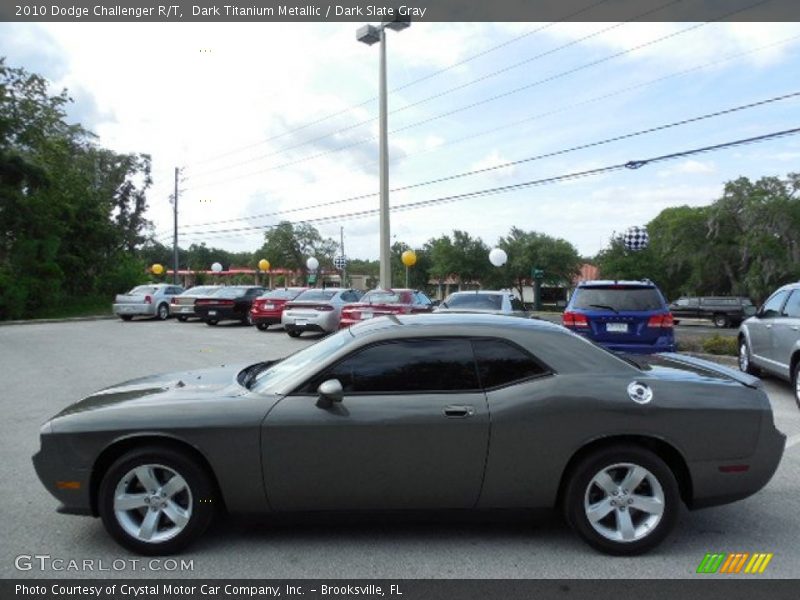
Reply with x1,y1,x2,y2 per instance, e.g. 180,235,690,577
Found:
361,290,409,304
761,291,789,318
342,291,360,302
472,339,547,388
295,290,338,302
213,287,250,299
782,290,800,318
305,339,479,393
415,292,432,305
510,297,525,311
445,293,503,310
572,286,663,311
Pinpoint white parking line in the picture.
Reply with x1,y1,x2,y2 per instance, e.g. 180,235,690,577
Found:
786,433,800,450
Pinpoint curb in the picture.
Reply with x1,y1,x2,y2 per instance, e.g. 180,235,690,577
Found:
0,315,116,326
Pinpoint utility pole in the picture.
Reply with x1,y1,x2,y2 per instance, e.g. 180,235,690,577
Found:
173,167,179,285
340,226,347,288
377,27,391,289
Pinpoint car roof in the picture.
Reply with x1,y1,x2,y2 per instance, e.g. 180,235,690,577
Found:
350,312,560,337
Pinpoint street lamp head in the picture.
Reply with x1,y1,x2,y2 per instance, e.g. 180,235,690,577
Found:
384,19,410,32
356,24,381,45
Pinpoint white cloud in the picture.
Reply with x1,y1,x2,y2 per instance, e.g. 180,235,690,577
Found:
657,160,716,177
469,150,517,180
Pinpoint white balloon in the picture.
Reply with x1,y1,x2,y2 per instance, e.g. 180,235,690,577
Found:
211,262,223,273
489,248,508,267
306,257,319,271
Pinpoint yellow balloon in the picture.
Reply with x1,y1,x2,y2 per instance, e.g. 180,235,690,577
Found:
151,263,164,275
401,250,417,267
258,259,270,272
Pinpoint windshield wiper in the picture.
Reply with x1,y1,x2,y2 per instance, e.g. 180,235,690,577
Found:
588,304,619,313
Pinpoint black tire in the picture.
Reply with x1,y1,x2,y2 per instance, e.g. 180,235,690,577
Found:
177,316,189,323
287,330,301,338
739,338,760,376
205,319,219,326
712,313,729,328
156,304,169,321
120,315,134,322
792,360,800,410
563,444,680,556
256,323,269,331
98,446,216,555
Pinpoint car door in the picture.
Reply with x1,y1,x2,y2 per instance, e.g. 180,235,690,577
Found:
772,289,800,378
261,338,490,511
749,290,790,371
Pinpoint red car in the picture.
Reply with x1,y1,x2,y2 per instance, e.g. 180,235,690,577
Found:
250,287,309,331
339,288,434,328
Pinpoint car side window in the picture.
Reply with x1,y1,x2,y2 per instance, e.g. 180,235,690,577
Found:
415,291,432,305
510,297,525,311
761,291,790,318
782,290,800,318
300,338,480,394
471,339,548,389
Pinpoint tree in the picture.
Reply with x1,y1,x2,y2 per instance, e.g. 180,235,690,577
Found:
256,221,338,273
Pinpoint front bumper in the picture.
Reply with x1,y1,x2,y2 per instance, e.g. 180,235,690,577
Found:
33,427,93,516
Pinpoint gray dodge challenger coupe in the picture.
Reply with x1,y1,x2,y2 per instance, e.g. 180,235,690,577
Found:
33,314,785,556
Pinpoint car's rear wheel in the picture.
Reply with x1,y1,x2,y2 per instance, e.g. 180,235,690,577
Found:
287,330,301,338
256,323,269,331
156,304,169,321
176,316,189,323
120,315,133,322
98,446,216,555
205,319,218,326
739,338,760,375
564,445,679,555
713,313,729,328
792,360,800,409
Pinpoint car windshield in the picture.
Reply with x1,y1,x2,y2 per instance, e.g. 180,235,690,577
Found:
211,287,251,299
294,290,338,302
129,285,158,295
361,291,407,304
250,330,354,392
572,286,663,311
263,289,304,300
445,294,503,310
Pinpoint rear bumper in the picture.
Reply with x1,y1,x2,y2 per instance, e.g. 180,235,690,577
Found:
282,311,339,333
113,303,156,316
197,307,241,321
169,304,197,317
689,421,786,509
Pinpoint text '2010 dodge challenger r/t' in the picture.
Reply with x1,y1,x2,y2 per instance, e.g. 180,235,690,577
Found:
33,314,785,555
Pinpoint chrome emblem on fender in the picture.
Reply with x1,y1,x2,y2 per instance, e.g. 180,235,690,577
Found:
627,381,653,404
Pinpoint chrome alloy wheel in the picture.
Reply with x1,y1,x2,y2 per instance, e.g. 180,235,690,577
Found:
739,342,749,372
583,462,665,543
113,464,193,544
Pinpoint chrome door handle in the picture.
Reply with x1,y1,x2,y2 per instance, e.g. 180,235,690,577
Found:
766,324,772,329
792,326,799,331
443,405,475,418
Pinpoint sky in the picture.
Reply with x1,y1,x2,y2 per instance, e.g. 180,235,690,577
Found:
2,15,800,261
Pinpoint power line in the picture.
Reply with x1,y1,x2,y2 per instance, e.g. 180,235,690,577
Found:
168,91,800,233
185,0,613,170
168,126,800,242
188,0,683,183
183,1,770,191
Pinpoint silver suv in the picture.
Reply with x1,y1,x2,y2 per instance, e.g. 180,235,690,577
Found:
738,281,800,406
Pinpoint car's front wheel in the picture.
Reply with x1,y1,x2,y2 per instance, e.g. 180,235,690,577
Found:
176,316,189,323
739,338,760,375
792,361,800,409
564,445,679,555
205,319,218,326
98,446,216,555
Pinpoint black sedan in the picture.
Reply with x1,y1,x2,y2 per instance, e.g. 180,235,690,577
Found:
33,314,785,556
194,286,266,325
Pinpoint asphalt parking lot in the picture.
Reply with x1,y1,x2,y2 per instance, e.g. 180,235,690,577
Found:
1,318,798,579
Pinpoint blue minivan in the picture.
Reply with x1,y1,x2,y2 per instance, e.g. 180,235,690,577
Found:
562,280,675,354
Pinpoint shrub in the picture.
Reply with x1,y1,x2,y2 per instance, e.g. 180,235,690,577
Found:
702,335,738,356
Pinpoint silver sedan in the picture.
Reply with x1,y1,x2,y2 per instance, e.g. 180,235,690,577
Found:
113,284,184,321
281,288,362,337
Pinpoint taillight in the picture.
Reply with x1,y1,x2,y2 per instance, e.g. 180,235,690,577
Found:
562,311,589,328
144,295,152,304
648,313,674,328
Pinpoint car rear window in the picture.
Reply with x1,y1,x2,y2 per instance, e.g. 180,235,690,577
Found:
129,285,158,294
445,294,503,310
184,286,218,296
263,289,304,300
212,287,250,299
572,286,664,311
361,291,409,304
295,290,338,302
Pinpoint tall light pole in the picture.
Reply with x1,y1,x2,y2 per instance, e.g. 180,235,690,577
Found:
357,18,410,289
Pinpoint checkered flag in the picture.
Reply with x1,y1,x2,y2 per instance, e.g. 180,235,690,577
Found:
333,255,348,270
623,226,649,251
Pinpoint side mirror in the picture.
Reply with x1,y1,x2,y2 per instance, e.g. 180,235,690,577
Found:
316,379,343,409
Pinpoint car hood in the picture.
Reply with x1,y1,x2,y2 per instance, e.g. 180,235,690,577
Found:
54,364,250,418
630,353,761,389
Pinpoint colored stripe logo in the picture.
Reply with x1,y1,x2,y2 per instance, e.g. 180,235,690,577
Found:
697,553,773,574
